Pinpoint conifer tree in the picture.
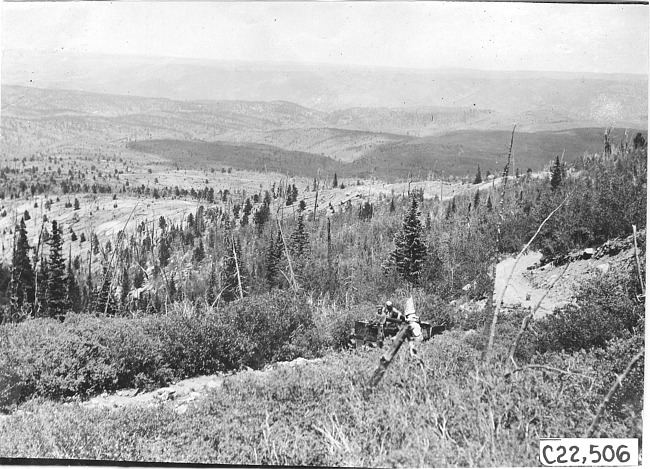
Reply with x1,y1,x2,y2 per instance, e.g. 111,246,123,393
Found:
474,165,483,184
390,197,428,285
120,267,130,310
633,132,646,150
333,173,338,188
96,264,116,315
551,155,563,190
195,205,205,235
265,230,284,290
474,190,481,210
289,215,310,259
389,198,396,213
36,256,49,316
158,236,171,268
66,254,82,313
241,198,252,226
206,262,218,306
47,220,67,319
254,191,272,232
193,239,206,263
487,194,493,211
359,200,374,221
11,218,35,311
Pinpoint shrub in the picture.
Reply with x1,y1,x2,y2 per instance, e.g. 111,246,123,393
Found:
215,291,322,369
0,292,328,403
535,266,643,353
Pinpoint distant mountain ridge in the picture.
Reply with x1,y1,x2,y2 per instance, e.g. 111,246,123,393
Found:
0,84,644,182
3,50,647,130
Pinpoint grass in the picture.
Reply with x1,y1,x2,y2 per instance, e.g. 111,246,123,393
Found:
0,327,639,467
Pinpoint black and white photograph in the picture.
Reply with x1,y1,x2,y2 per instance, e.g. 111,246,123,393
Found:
0,1,647,467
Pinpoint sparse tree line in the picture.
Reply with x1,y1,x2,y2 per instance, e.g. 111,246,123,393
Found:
0,132,646,325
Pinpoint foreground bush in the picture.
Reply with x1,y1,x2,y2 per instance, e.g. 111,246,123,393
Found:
0,291,327,402
535,265,644,353
0,331,639,466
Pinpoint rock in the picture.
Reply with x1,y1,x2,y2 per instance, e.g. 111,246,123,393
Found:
175,404,188,415
101,392,108,398
583,248,595,259
206,380,221,389
117,391,123,397
596,263,610,274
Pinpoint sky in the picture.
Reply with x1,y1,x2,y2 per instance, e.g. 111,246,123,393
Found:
1,2,648,75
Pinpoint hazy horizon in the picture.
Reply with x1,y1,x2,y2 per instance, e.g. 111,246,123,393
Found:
3,47,648,79
2,2,648,75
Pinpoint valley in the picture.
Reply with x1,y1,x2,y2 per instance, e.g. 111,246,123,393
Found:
0,58,646,468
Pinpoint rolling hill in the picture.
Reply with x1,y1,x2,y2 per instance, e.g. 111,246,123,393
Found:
347,128,638,180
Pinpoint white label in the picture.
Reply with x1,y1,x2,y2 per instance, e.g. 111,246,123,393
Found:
539,439,639,466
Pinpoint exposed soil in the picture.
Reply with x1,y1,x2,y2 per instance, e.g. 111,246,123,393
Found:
78,357,322,413
495,245,637,317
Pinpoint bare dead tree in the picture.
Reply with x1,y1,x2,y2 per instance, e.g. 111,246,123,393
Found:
632,225,644,294
232,235,244,301
276,219,298,292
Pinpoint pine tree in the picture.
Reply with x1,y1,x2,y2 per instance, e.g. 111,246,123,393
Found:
206,262,218,306
118,266,130,310
474,165,483,184
551,155,563,190
241,198,252,226
333,173,338,188
254,191,272,232
95,264,116,315
158,235,171,268
474,190,481,210
36,256,49,317
390,197,428,285
389,198,396,213
487,194,493,211
74,198,80,210
11,218,35,311
66,255,82,313
359,200,373,221
265,230,284,290
193,238,206,263
289,215,310,259
47,220,67,319
633,132,646,150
